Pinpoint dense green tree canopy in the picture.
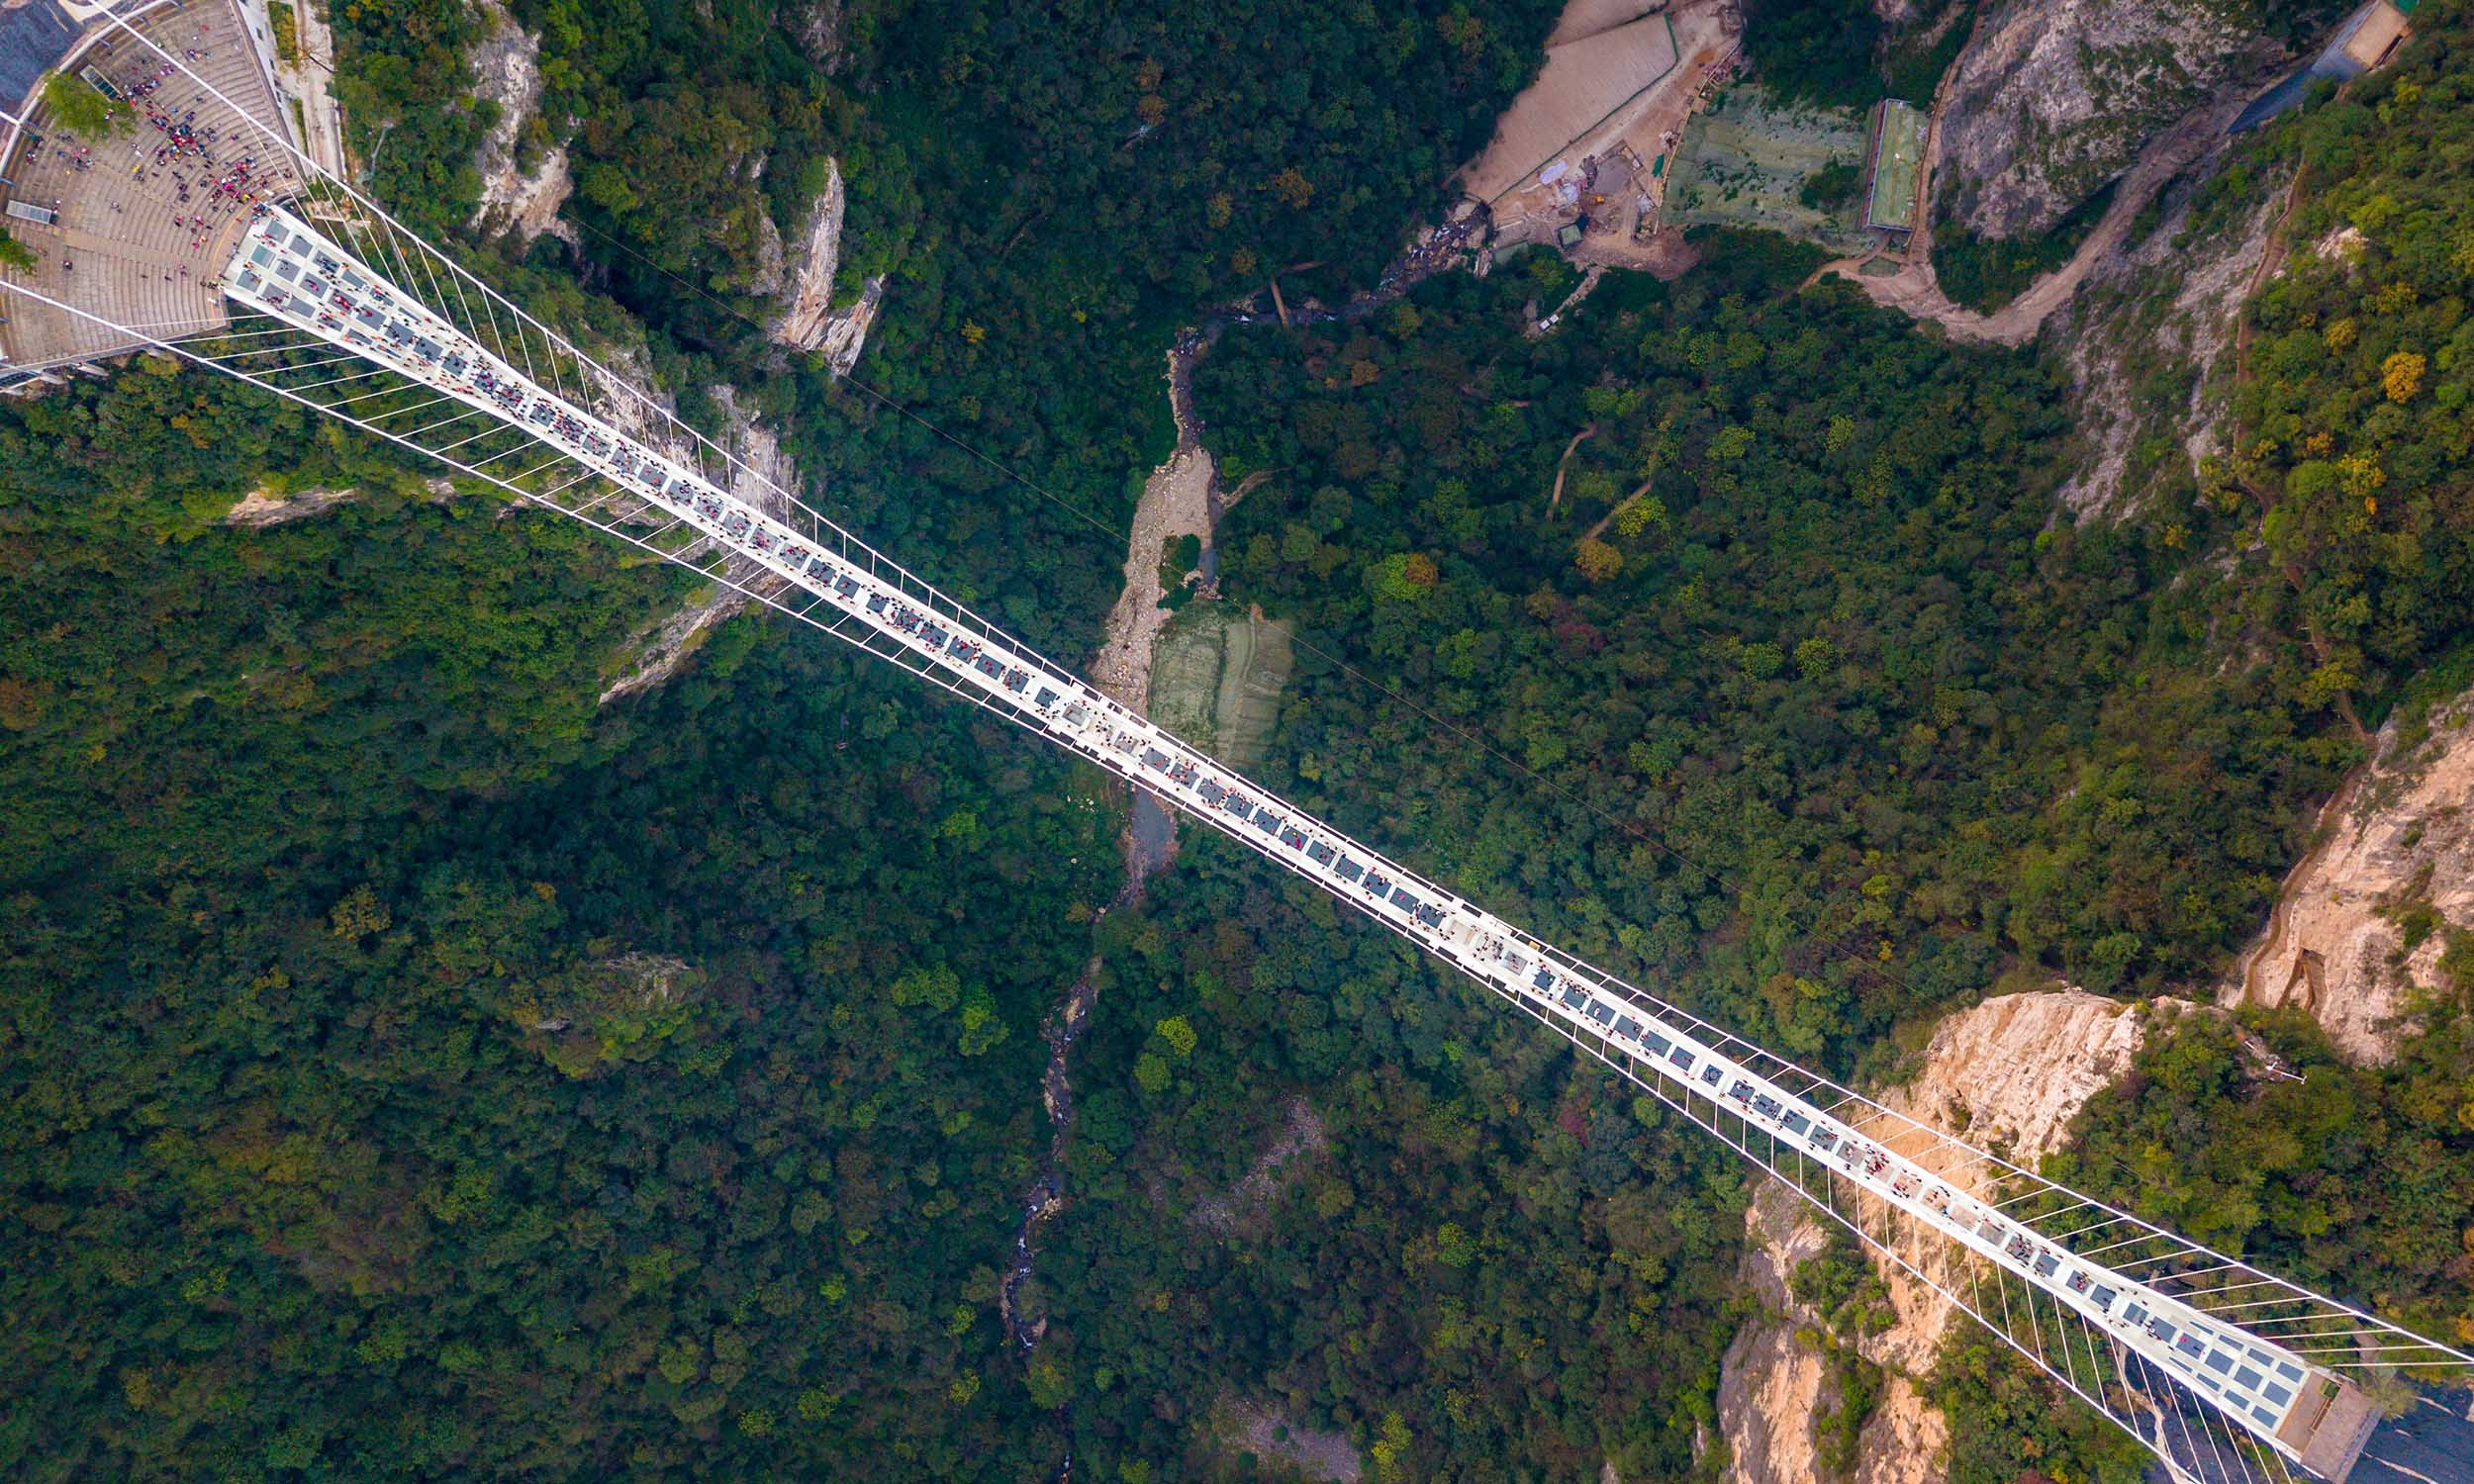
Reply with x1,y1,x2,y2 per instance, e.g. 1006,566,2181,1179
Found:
5,1,2474,1479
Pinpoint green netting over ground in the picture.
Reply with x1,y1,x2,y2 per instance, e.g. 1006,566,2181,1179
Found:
1149,602,1293,767
1665,85,1870,253
1866,98,1924,231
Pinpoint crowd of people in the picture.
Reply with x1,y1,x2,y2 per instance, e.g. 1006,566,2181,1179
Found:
144,104,220,169
16,17,296,295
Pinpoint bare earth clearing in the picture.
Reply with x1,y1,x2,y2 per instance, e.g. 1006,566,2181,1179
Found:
1462,14,1681,202
1217,1397,1364,1484
1091,346,1216,713
1467,0,1738,266
1548,0,1667,45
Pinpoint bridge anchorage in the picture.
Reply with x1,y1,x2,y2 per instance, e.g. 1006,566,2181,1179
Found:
3,14,2467,1481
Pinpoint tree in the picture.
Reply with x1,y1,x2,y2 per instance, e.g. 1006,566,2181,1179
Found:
1367,552,1438,602
2380,349,2425,402
0,232,35,273
40,71,119,139
1573,537,1622,582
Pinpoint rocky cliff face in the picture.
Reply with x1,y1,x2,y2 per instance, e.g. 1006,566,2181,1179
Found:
2225,684,2474,1062
1719,1182,1874,1484
1716,989,2160,1484
467,0,575,244
790,0,849,73
2047,143,2290,516
598,381,805,705
767,159,884,374
1936,0,2296,239
223,485,361,527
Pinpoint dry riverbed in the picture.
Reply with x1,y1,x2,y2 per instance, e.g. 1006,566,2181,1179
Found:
1091,347,1217,714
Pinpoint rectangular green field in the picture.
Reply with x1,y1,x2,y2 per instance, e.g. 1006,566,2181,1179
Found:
1865,100,1924,231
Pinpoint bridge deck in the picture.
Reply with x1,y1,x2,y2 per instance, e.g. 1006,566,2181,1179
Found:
206,198,2410,1481
8,18,2461,1469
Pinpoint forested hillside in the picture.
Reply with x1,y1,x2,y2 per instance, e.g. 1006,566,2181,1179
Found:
0,366,1127,1477
2224,16,2474,733
2063,0,2474,1367
1023,830,1754,1479
6,1,1739,1478
4,0,2474,1480
1196,243,2330,1028
323,0,1564,651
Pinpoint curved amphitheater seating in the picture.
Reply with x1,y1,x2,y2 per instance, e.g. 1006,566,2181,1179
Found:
1,0,294,373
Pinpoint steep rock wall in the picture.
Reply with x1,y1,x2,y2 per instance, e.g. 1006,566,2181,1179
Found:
2046,144,2290,517
466,0,575,244
767,158,883,373
1936,0,2298,239
2227,685,2474,1062
1717,1181,1844,1483
791,0,849,73
1717,989,2160,1484
598,381,803,704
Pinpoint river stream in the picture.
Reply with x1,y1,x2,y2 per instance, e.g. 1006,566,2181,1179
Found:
993,214,1486,1480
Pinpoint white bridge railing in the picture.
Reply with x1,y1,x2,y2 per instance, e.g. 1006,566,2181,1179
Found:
2,17,2467,1483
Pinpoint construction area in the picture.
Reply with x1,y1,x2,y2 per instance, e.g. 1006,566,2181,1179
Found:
1459,0,1744,265
1662,85,1873,253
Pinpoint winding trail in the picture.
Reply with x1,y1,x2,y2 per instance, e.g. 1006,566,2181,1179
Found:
1808,45,2258,346
1546,421,1598,517
1583,466,1660,542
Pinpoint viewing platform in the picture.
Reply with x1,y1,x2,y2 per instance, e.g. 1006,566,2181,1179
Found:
0,0,294,384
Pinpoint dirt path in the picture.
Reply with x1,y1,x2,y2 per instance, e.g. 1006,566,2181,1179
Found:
1546,422,1597,516
2231,88,2341,396
1813,86,2254,347
1583,468,1659,541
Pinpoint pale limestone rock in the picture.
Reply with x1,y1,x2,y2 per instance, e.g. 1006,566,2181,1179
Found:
466,1,576,244
746,212,787,299
2313,223,2369,266
1937,0,2296,239
1886,988,2156,1171
2049,147,2288,518
224,485,356,527
1217,1397,1362,1482
794,0,847,73
1718,989,2163,1484
2228,688,2474,1062
1852,1373,1948,1484
767,159,883,373
599,382,804,704
1718,1181,1841,1484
